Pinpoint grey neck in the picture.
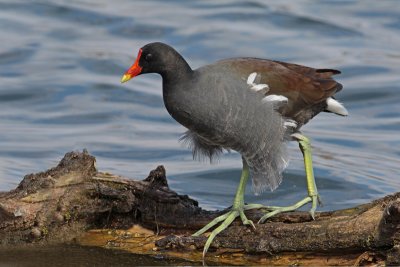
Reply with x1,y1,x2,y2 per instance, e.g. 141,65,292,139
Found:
161,53,193,88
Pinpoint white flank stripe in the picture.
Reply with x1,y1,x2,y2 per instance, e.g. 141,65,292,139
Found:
247,72,270,93
326,97,348,116
284,120,297,128
247,72,257,85
262,94,288,103
251,84,269,92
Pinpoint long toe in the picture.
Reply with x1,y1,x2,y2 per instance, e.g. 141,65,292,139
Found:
199,209,239,258
257,195,316,224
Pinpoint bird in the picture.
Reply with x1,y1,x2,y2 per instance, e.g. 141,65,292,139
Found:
121,42,347,258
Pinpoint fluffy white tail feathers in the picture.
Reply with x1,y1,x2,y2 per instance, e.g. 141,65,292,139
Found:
326,97,348,116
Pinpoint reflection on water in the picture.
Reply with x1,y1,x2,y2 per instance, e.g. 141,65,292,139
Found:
0,0,399,244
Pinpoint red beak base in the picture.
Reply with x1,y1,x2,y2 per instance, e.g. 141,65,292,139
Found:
121,49,143,83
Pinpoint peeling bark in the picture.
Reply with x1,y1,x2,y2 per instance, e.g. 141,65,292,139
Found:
0,151,399,265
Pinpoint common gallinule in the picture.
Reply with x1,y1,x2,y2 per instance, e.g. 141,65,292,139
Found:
121,42,347,257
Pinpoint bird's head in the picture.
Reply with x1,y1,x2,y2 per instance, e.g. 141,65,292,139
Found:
121,42,188,83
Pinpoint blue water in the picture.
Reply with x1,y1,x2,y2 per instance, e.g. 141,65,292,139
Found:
1,1,400,214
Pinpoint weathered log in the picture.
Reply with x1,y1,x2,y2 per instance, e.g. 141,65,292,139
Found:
0,151,399,265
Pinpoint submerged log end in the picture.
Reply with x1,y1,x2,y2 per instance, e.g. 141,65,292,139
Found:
0,150,98,245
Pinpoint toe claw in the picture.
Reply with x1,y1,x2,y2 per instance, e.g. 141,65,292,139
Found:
258,214,268,224
246,219,256,230
257,213,270,224
309,195,318,220
239,210,256,230
309,210,315,220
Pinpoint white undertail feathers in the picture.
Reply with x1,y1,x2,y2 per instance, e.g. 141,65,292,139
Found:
326,97,348,116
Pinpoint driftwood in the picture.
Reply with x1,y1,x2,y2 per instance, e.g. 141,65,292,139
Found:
0,150,399,265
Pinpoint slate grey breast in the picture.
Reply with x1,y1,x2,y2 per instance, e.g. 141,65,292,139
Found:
169,62,289,194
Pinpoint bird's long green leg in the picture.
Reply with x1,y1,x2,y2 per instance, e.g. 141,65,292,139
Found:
193,158,255,258
257,133,320,224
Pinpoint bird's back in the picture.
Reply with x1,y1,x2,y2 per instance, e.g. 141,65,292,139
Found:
215,58,343,127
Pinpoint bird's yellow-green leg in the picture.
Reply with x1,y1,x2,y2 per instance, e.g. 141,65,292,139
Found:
192,158,255,258
257,133,320,224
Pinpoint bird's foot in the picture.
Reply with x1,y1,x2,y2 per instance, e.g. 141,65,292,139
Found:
192,205,255,258
250,193,320,224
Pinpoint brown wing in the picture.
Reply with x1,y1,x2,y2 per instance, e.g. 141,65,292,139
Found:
272,60,341,80
225,58,342,124
266,60,342,117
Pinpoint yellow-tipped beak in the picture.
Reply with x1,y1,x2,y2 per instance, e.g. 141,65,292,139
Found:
121,49,143,83
121,74,132,83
